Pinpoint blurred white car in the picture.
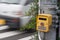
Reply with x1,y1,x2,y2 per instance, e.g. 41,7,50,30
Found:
0,0,33,17
0,0,33,28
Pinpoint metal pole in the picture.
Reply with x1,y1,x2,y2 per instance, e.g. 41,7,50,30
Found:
38,31,42,40
37,0,45,40
38,31,45,40
40,0,58,40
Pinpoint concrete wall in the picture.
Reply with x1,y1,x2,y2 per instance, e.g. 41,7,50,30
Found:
22,4,31,15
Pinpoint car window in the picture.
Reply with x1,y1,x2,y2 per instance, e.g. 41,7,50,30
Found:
0,0,21,4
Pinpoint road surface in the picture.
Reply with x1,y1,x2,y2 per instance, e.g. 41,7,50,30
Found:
0,26,35,40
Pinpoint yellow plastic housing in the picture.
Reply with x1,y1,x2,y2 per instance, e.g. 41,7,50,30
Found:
36,14,52,32
0,19,6,25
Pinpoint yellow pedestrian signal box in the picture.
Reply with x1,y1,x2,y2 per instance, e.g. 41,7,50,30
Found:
36,14,52,32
